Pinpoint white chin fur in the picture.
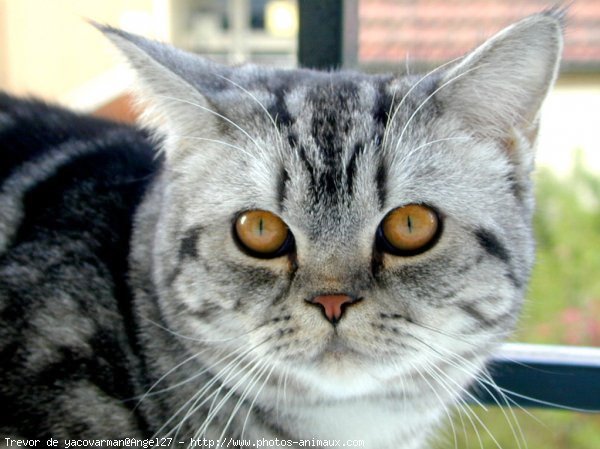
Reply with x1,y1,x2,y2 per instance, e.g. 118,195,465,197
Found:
290,354,413,399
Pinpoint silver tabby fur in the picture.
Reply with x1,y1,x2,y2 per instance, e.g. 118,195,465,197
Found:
0,10,563,449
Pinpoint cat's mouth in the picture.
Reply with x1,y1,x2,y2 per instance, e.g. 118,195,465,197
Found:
295,334,387,397
317,334,362,361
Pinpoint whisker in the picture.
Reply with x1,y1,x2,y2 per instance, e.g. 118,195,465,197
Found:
274,362,287,423
156,95,269,159
381,86,399,150
133,346,214,407
425,364,505,449
447,346,595,414
432,344,556,419
138,344,255,403
407,136,471,153
407,317,510,346
435,363,524,449
152,337,269,440
382,55,465,150
178,135,256,159
390,64,487,166
453,395,472,449
415,339,528,449
241,359,277,440
218,356,275,442
478,365,545,426
455,359,529,449
283,362,290,407
141,315,267,344
217,359,269,441
172,349,263,444
215,74,284,151
192,355,270,443
407,360,459,449
436,344,545,435
454,393,485,449
409,336,489,411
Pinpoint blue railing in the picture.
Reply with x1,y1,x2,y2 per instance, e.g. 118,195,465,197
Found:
477,343,600,411
297,0,600,414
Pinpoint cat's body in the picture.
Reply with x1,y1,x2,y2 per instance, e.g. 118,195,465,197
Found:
0,94,157,439
0,11,563,449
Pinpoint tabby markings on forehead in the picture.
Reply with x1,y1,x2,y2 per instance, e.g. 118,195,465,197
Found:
282,81,389,208
371,78,395,129
345,142,365,195
266,84,294,130
375,158,387,208
276,166,290,212
307,81,360,162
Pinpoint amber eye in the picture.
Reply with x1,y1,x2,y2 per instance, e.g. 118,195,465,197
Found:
378,204,441,255
234,210,292,258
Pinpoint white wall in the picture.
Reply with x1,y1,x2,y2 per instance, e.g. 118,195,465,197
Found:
538,76,600,176
0,0,162,110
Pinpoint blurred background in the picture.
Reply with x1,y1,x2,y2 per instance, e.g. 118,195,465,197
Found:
0,0,598,447
0,0,299,119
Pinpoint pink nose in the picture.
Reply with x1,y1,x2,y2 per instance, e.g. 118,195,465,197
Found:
308,294,359,324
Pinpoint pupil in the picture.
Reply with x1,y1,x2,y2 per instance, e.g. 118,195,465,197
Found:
259,218,264,235
407,215,413,233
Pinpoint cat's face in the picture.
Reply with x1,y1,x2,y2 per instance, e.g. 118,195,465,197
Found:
105,12,562,399
151,71,529,398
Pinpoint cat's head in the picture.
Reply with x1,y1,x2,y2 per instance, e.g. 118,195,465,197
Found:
103,11,562,398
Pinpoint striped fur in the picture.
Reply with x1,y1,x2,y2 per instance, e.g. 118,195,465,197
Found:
1,10,563,449
0,94,158,439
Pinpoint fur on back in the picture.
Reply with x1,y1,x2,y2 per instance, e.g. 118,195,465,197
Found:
0,10,563,449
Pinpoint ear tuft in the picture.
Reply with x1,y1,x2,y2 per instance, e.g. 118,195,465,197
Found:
93,22,224,161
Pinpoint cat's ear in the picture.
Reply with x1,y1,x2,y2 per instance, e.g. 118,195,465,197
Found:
96,24,227,160
438,10,563,142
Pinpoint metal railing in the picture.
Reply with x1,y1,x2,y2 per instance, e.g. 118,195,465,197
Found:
475,343,600,411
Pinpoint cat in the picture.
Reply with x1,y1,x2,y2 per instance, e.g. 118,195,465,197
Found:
0,9,563,449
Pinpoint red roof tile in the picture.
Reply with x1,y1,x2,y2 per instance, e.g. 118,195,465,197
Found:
359,0,600,70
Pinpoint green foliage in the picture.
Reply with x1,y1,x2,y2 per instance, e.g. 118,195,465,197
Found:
521,153,600,346
434,408,600,449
